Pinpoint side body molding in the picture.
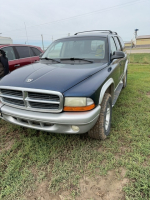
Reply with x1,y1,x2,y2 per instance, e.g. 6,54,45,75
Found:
99,78,114,105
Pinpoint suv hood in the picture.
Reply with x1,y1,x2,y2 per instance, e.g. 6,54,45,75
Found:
0,62,108,93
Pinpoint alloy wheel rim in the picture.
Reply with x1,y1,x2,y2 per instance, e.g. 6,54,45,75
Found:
105,104,110,131
124,73,127,85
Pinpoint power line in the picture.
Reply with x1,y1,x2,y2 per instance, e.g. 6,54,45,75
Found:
2,0,147,34
5,32,67,37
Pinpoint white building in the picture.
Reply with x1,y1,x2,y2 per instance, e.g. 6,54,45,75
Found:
0,36,13,44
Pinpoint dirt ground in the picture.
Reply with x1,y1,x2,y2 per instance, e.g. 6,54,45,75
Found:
24,168,129,200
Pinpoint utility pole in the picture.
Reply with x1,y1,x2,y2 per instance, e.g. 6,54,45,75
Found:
41,34,44,51
24,22,28,44
52,36,53,42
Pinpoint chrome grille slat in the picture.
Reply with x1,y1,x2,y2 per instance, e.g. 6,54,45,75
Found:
1,94,23,100
0,87,63,113
26,98,60,104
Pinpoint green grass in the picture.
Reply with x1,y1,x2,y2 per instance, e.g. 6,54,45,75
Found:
0,60,150,199
128,53,150,64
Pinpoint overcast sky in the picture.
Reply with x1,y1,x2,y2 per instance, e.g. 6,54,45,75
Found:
0,0,150,48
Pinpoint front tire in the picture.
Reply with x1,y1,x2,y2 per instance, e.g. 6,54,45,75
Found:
88,93,112,140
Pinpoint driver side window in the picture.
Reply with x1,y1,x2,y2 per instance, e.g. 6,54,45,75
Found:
110,37,117,55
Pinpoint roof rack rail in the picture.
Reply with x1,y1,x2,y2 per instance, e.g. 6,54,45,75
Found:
74,30,114,35
112,32,118,35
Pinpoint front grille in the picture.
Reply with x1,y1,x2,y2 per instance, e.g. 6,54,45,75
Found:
2,97,24,106
28,92,59,101
0,89,23,97
29,102,59,109
0,87,63,113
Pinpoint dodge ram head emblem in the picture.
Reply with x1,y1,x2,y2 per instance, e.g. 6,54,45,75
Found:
26,79,33,83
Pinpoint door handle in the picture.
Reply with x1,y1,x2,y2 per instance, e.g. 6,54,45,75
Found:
14,64,20,67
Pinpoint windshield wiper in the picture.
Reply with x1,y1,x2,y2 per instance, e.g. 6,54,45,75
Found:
61,58,93,63
41,57,61,63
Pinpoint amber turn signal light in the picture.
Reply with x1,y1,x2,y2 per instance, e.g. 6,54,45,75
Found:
63,104,95,111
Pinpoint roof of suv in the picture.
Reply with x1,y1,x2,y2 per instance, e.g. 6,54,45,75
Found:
56,30,118,40
74,30,118,35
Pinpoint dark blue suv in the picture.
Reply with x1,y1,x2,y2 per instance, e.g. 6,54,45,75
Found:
0,30,128,140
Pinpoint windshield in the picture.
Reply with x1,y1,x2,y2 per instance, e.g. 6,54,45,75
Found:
42,37,108,61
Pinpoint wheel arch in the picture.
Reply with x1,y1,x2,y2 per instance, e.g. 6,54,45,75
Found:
99,78,115,105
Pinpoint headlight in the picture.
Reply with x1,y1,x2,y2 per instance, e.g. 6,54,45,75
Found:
64,97,95,111
64,97,86,107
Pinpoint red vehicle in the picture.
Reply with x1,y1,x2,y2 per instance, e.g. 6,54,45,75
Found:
0,44,43,72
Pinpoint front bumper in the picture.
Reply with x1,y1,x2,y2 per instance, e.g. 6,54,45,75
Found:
0,104,100,134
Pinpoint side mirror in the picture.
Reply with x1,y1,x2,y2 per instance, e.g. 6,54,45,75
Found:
111,51,125,60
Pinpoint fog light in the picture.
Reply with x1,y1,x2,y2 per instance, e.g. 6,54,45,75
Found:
72,125,80,132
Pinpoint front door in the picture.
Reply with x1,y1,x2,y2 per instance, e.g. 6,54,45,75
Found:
109,37,120,88
114,36,125,80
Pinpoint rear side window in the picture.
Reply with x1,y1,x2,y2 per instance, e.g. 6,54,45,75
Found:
31,47,41,56
110,37,117,55
15,46,34,58
1,46,16,61
114,37,121,51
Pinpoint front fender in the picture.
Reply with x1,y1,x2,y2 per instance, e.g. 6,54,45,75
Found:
63,65,113,106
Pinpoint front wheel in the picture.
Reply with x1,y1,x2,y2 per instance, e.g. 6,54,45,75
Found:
88,93,112,140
